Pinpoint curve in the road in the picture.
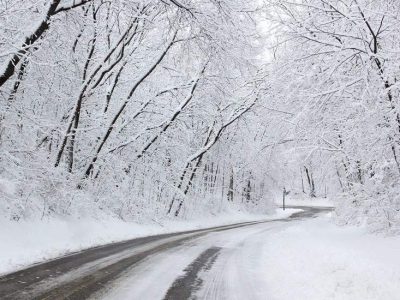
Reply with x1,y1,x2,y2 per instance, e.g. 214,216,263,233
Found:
0,206,333,300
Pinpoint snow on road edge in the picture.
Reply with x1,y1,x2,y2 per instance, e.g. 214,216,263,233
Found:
0,208,301,275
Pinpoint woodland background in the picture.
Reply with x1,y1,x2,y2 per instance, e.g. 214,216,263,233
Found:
1,0,399,233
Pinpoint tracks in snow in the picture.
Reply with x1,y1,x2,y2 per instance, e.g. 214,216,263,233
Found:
0,206,332,299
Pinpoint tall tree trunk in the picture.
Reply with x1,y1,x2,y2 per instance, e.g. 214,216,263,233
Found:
227,169,234,202
304,166,316,198
0,0,61,88
55,20,138,168
167,123,214,214
82,34,177,180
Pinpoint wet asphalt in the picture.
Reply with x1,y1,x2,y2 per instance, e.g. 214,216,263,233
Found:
0,206,333,300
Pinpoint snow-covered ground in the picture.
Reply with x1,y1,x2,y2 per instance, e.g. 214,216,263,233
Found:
0,208,299,275
99,211,400,300
258,213,400,300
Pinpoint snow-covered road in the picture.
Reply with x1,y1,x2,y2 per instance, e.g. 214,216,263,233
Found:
0,207,317,299
97,206,400,300
97,217,288,300
3,206,400,300
93,207,333,300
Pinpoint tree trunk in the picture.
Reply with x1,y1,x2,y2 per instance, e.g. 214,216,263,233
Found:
304,166,316,198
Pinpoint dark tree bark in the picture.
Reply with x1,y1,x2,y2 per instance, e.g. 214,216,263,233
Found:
227,170,234,202
304,166,316,198
82,34,177,180
173,97,258,216
55,20,140,168
0,0,93,88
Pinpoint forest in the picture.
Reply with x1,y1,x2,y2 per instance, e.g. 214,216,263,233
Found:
1,0,399,234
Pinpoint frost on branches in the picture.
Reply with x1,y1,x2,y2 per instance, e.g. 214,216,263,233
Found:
262,0,400,233
1,0,399,234
0,0,271,222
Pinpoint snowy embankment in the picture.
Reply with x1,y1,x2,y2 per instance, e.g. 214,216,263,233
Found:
259,213,400,299
0,208,299,276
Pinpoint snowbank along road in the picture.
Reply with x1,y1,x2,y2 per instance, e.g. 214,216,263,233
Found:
0,206,332,300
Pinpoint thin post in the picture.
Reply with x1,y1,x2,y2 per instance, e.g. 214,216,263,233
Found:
282,187,286,211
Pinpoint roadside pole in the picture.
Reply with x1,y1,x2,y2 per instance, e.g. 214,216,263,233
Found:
282,187,286,211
